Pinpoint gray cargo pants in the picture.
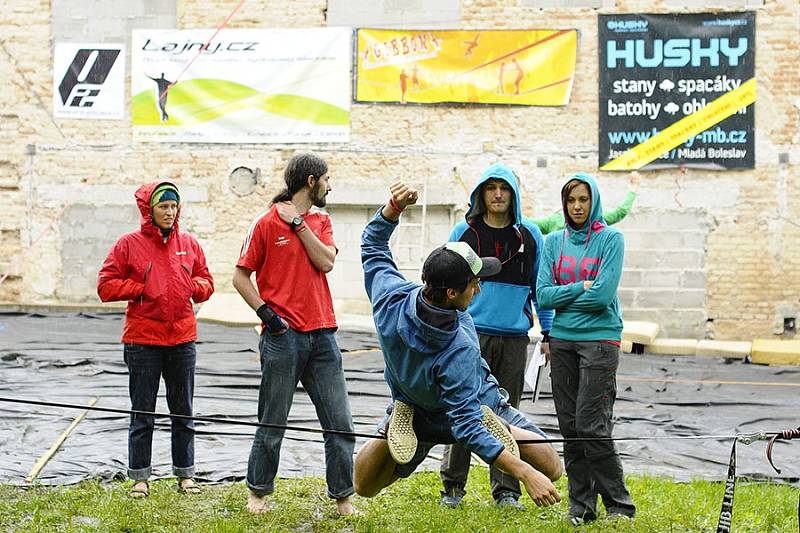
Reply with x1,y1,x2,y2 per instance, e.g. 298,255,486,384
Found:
550,338,635,520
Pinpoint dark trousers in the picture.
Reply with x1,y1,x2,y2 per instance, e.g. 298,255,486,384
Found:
124,342,196,481
440,334,529,501
246,328,355,499
550,338,635,520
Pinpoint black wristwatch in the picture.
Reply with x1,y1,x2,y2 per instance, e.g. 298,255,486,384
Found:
289,215,304,231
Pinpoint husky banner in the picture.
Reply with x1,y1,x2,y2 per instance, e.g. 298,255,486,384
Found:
131,28,351,143
53,43,125,120
599,12,755,170
355,29,577,106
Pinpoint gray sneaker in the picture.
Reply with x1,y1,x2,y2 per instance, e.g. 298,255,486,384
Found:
440,488,464,508
568,512,597,526
607,512,633,522
387,400,417,464
495,494,525,510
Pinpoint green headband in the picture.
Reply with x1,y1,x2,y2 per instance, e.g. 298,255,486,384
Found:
151,184,180,207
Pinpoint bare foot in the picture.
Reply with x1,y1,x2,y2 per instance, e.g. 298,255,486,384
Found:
247,490,272,514
336,496,360,516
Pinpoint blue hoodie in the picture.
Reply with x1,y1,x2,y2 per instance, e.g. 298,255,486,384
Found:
361,209,505,464
536,173,624,341
449,163,554,336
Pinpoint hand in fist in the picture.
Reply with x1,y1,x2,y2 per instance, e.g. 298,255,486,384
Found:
389,182,419,211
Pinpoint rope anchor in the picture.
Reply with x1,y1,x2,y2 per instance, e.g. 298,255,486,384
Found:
765,427,800,474
735,431,767,446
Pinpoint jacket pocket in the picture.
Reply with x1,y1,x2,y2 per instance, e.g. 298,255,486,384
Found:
177,262,195,302
137,262,154,304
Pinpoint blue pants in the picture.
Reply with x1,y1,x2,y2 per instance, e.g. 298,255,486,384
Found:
247,328,355,499
124,342,196,481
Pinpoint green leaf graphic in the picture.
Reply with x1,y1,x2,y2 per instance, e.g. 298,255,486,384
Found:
132,79,348,126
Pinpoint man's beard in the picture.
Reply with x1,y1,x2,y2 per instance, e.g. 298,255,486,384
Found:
311,183,327,208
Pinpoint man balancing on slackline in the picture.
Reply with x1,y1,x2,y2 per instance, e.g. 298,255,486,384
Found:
353,181,563,507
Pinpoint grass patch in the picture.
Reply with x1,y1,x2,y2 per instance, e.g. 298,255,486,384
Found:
0,470,796,532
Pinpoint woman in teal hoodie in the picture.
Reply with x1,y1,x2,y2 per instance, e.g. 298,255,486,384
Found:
536,173,635,525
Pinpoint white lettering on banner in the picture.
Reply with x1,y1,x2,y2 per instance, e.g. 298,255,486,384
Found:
607,99,661,120
677,147,706,158
612,79,657,97
682,98,708,115
708,147,747,158
677,75,741,96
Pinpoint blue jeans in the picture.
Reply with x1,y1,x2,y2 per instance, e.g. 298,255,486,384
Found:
124,342,196,481
247,328,355,499
379,393,548,479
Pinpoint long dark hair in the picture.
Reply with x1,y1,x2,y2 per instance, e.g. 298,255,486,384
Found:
272,153,328,204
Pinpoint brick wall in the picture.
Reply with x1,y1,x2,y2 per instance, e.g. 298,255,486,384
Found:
0,0,797,340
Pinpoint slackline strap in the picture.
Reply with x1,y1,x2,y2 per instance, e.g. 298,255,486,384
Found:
715,439,736,533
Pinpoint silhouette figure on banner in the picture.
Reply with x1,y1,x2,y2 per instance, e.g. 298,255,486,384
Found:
399,69,409,103
463,33,480,58
147,73,175,122
511,59,524,95
497,62,507,94
498,60,525,96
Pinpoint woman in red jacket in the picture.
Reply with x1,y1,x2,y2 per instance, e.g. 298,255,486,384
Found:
98,182,214,498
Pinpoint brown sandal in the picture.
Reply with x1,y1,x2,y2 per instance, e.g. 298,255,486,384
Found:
129,481,149,499
177,478,201,494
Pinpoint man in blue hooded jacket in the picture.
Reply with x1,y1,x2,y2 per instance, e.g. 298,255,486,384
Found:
441,163,554,509
353,182,563,508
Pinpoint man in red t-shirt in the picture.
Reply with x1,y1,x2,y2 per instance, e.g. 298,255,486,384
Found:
233,153,356,516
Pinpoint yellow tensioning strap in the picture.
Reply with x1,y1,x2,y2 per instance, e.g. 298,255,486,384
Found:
601,77,756,171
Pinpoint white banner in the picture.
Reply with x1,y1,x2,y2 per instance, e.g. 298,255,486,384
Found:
53,43,125,120
131,28,351,143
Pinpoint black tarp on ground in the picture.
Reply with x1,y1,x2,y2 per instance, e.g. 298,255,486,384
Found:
0,312,797,485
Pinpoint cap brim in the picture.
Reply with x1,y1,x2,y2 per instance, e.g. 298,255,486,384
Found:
476,257,502,278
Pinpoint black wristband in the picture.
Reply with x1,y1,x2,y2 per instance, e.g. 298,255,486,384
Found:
257,304,286,333
256,303,275,324
541,331,550,343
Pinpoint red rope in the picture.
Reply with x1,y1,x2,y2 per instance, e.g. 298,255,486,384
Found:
766,426,800,474
159,0,248,102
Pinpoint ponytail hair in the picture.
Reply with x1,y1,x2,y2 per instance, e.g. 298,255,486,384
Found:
271,153,328,204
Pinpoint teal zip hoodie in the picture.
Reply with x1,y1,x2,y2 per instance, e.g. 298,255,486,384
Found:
535,173,624,341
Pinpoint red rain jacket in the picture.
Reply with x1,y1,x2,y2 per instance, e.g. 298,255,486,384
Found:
97,181,214,346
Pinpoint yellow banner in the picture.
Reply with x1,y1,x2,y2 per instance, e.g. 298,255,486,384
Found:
355,29,577,106
600,78,756,171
